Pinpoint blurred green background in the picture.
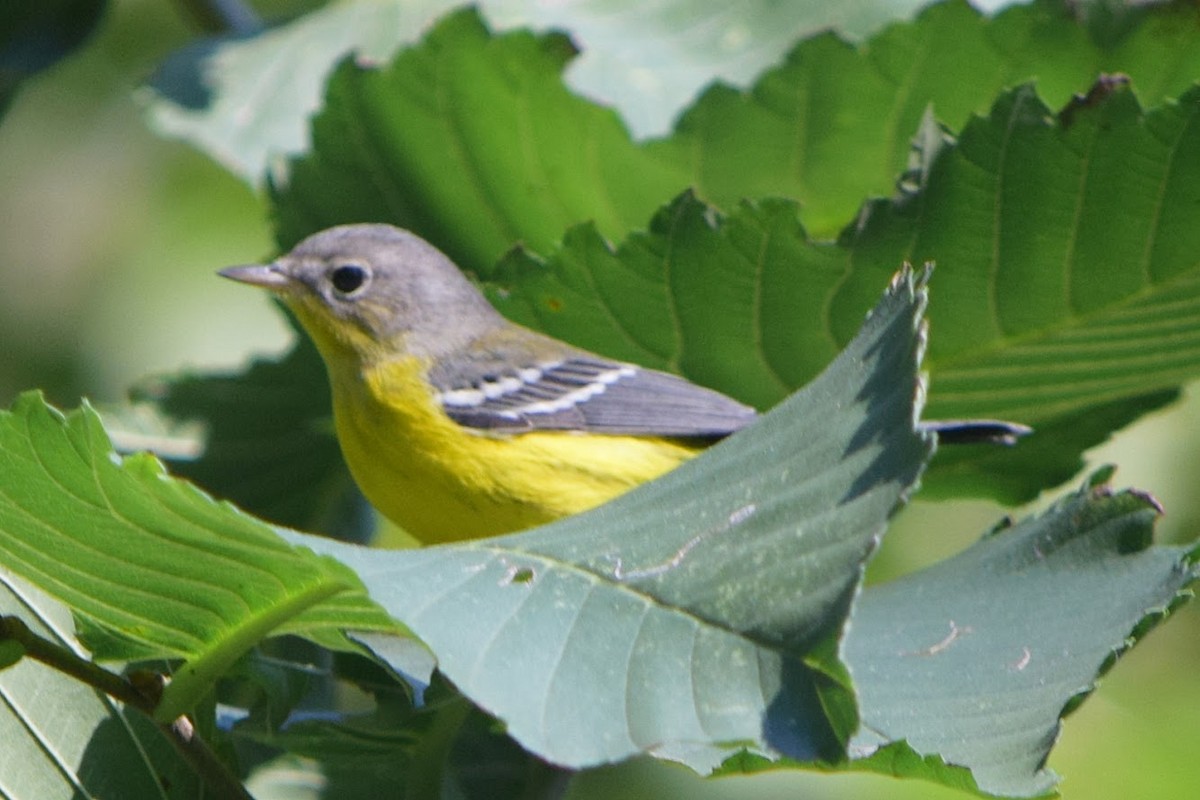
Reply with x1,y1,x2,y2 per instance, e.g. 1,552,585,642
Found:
2,1,1197,798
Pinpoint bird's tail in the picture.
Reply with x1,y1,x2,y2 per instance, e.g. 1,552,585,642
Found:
920,419,1032,446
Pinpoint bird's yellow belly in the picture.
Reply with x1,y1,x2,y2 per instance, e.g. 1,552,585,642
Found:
332,356,699,543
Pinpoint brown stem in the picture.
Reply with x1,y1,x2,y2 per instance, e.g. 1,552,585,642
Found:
1,615,151,708
164,715,256,800
1,615,254,800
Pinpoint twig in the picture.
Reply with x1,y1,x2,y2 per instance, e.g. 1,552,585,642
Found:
2,615,152,706
1,615,255,800
164,715,255,800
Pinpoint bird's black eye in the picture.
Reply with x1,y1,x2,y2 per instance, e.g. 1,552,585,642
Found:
330,264,368,295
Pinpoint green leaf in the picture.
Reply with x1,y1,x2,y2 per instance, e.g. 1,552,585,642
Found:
490,80,1200,501
180,67,1200,529
643,0,1117,235
282,266,936,770
273,7,688,270
272,0,1200,267
0,392,399,719
489,192,848,411
0,566,202,798
497,81,1200,423
845,80,1200,497
249,2,1200,504
910,85,1200,419
843,477,1195,796
146,0,902,183
177,67,1200,522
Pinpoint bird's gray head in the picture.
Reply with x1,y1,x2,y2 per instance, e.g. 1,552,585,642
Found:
221,224,502,363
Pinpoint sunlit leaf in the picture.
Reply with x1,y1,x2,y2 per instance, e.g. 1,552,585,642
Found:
492,82,1200,500
273,0,1200,267
0,393,399,718
145,0,909,182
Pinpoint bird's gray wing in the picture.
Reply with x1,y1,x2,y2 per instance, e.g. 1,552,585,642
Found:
430,355,757,438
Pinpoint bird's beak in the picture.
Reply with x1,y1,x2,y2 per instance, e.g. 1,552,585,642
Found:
219,263,292,290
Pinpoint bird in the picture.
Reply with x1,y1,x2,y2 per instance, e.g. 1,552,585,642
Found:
221,224,1026,543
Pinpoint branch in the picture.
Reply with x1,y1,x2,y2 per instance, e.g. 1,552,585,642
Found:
0,615,255,800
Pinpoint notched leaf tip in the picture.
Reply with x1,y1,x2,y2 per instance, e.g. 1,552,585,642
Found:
1083,465,1164,515
1085,464,1118,490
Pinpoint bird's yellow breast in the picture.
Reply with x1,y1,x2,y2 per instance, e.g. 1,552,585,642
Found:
331,354,700,543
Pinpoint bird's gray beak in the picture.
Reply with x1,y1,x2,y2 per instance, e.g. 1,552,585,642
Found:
219,263,292,290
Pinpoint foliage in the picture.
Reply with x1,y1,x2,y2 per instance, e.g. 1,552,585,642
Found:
0,0,107,116
1,1,1198,799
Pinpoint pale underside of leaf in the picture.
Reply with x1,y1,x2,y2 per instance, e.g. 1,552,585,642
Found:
844,484,1194,796
283,268,935,769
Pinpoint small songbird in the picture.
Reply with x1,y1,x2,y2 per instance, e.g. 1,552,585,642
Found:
221,224,1025,543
